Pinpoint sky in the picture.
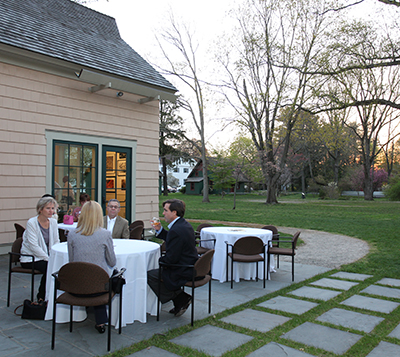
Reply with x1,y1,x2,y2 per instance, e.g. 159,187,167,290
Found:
86,0,399,149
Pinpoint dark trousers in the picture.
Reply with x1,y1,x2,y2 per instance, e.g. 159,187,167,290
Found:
147,268,183,305
93,305,108,325
21,260,47,301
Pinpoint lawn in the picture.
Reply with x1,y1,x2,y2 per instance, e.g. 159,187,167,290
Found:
164,192,400,277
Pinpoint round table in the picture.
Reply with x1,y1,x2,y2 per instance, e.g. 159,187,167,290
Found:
45,239,160,327
200,227,273,283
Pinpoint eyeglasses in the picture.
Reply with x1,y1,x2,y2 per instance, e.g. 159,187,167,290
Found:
108,205,120,209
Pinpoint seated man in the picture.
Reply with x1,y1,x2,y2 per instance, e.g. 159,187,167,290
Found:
103,199,130,239
147,199,198,317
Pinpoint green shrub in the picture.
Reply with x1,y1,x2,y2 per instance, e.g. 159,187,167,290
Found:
384,175,400,201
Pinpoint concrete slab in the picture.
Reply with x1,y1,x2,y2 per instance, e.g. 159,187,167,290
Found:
258,296,318,315
316,308,384,333
289,286,342,301
376,278,400,287
282,322,362,354
361,285,400,299
330,272,372,281
247,342,316,357
341,295,400,313
366,341,400,357
388,323,400,339
127,346,180,357
169,324,253,357
220,308,291,332
310,278,358,290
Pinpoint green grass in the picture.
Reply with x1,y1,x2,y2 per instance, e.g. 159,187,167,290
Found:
108,193,400,357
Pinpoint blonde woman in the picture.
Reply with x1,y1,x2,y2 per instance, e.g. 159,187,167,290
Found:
67,201,116,333
21,196,60,301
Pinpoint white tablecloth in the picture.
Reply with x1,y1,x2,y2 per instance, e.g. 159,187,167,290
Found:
44,239,160,327
58,222,77,231
200,227,273,283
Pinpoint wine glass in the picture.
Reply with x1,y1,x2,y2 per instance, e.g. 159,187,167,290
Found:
149,217,160,235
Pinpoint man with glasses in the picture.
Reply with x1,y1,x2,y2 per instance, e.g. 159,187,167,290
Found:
103,199,130,239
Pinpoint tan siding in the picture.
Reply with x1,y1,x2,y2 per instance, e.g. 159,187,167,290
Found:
0,62,161,244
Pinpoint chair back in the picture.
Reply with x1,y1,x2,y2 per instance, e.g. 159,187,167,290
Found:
14,223,25,239
129,220,144,232
193,249,214,277
130,224,144,239
57,262,109,295
11,237,23,264
58,228,67,242
160,241,166,255
233,236,264,255
292,231,301,249
262,225,279,237
195,223,213,237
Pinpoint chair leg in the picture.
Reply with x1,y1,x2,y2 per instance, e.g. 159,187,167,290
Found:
277,254,280,269
208,278,212,314
291,255,294,281
190,282,194,326
51,282,57,350
119,290,123,334
231,255,234,289
7,260,12,307
256,262,259,282
157,267,161,321
69,306,73,332
108,296,112,352
30,270,35,302
263,254,266,288
267,252,270,283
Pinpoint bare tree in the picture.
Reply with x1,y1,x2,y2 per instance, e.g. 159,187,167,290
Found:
156,18,211,203
218,0,338,203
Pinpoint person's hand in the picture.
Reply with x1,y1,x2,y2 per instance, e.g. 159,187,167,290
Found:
150,218,161,231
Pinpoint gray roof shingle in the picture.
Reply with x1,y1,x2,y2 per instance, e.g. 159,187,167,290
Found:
0,0,177,92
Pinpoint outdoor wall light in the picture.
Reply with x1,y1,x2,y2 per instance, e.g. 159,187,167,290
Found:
116,91,124,97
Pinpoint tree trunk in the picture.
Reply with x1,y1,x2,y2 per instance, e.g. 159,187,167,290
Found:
202,154,210,203
363,163,374,201
266,173,279,204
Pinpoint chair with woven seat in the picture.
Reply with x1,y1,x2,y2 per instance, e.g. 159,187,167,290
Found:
51,262,125,352
225,236,267,289
261,225,280,267
157,249,215,326
7,237,43,307
129,220,144,238
195,223,215,255
267,231,300,282
129,224,144,239
14,223,25,239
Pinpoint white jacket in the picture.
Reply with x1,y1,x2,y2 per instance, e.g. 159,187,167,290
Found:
20,216,60,263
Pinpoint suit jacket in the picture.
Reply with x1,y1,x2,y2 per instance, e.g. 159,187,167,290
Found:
157,217,198,291
103,215,130,239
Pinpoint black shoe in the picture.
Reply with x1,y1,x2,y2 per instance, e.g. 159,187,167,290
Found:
169,307,177,314
174,297,192,317
95,324,106,334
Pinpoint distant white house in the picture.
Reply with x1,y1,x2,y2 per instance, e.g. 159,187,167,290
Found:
159,159,197,187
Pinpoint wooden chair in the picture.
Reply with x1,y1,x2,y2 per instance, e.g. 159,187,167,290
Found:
14,223,25,239
7,237,43,306
261,225,280,267
267,231,301,281
195,223,215,255
225,236,267,289
51,262,125,352
157,249,215,326
129,224,144,239
129,220,144,233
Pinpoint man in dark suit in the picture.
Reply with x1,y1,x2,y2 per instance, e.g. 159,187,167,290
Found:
147,199,198,317
103,199,130,239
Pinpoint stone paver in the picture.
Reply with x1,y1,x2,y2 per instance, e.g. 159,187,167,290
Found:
376,278,400,287
289,286,342,301
247,342,316,356
341,295,400,313
310,278,358,290
316,308,384,333
366,341,400,357
388,323,400,339
282,322,362,354
127,346,180,357
361,285,400,299
221,308,291,332
258,296,318,315
331,272,372,281
169,324,253,357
